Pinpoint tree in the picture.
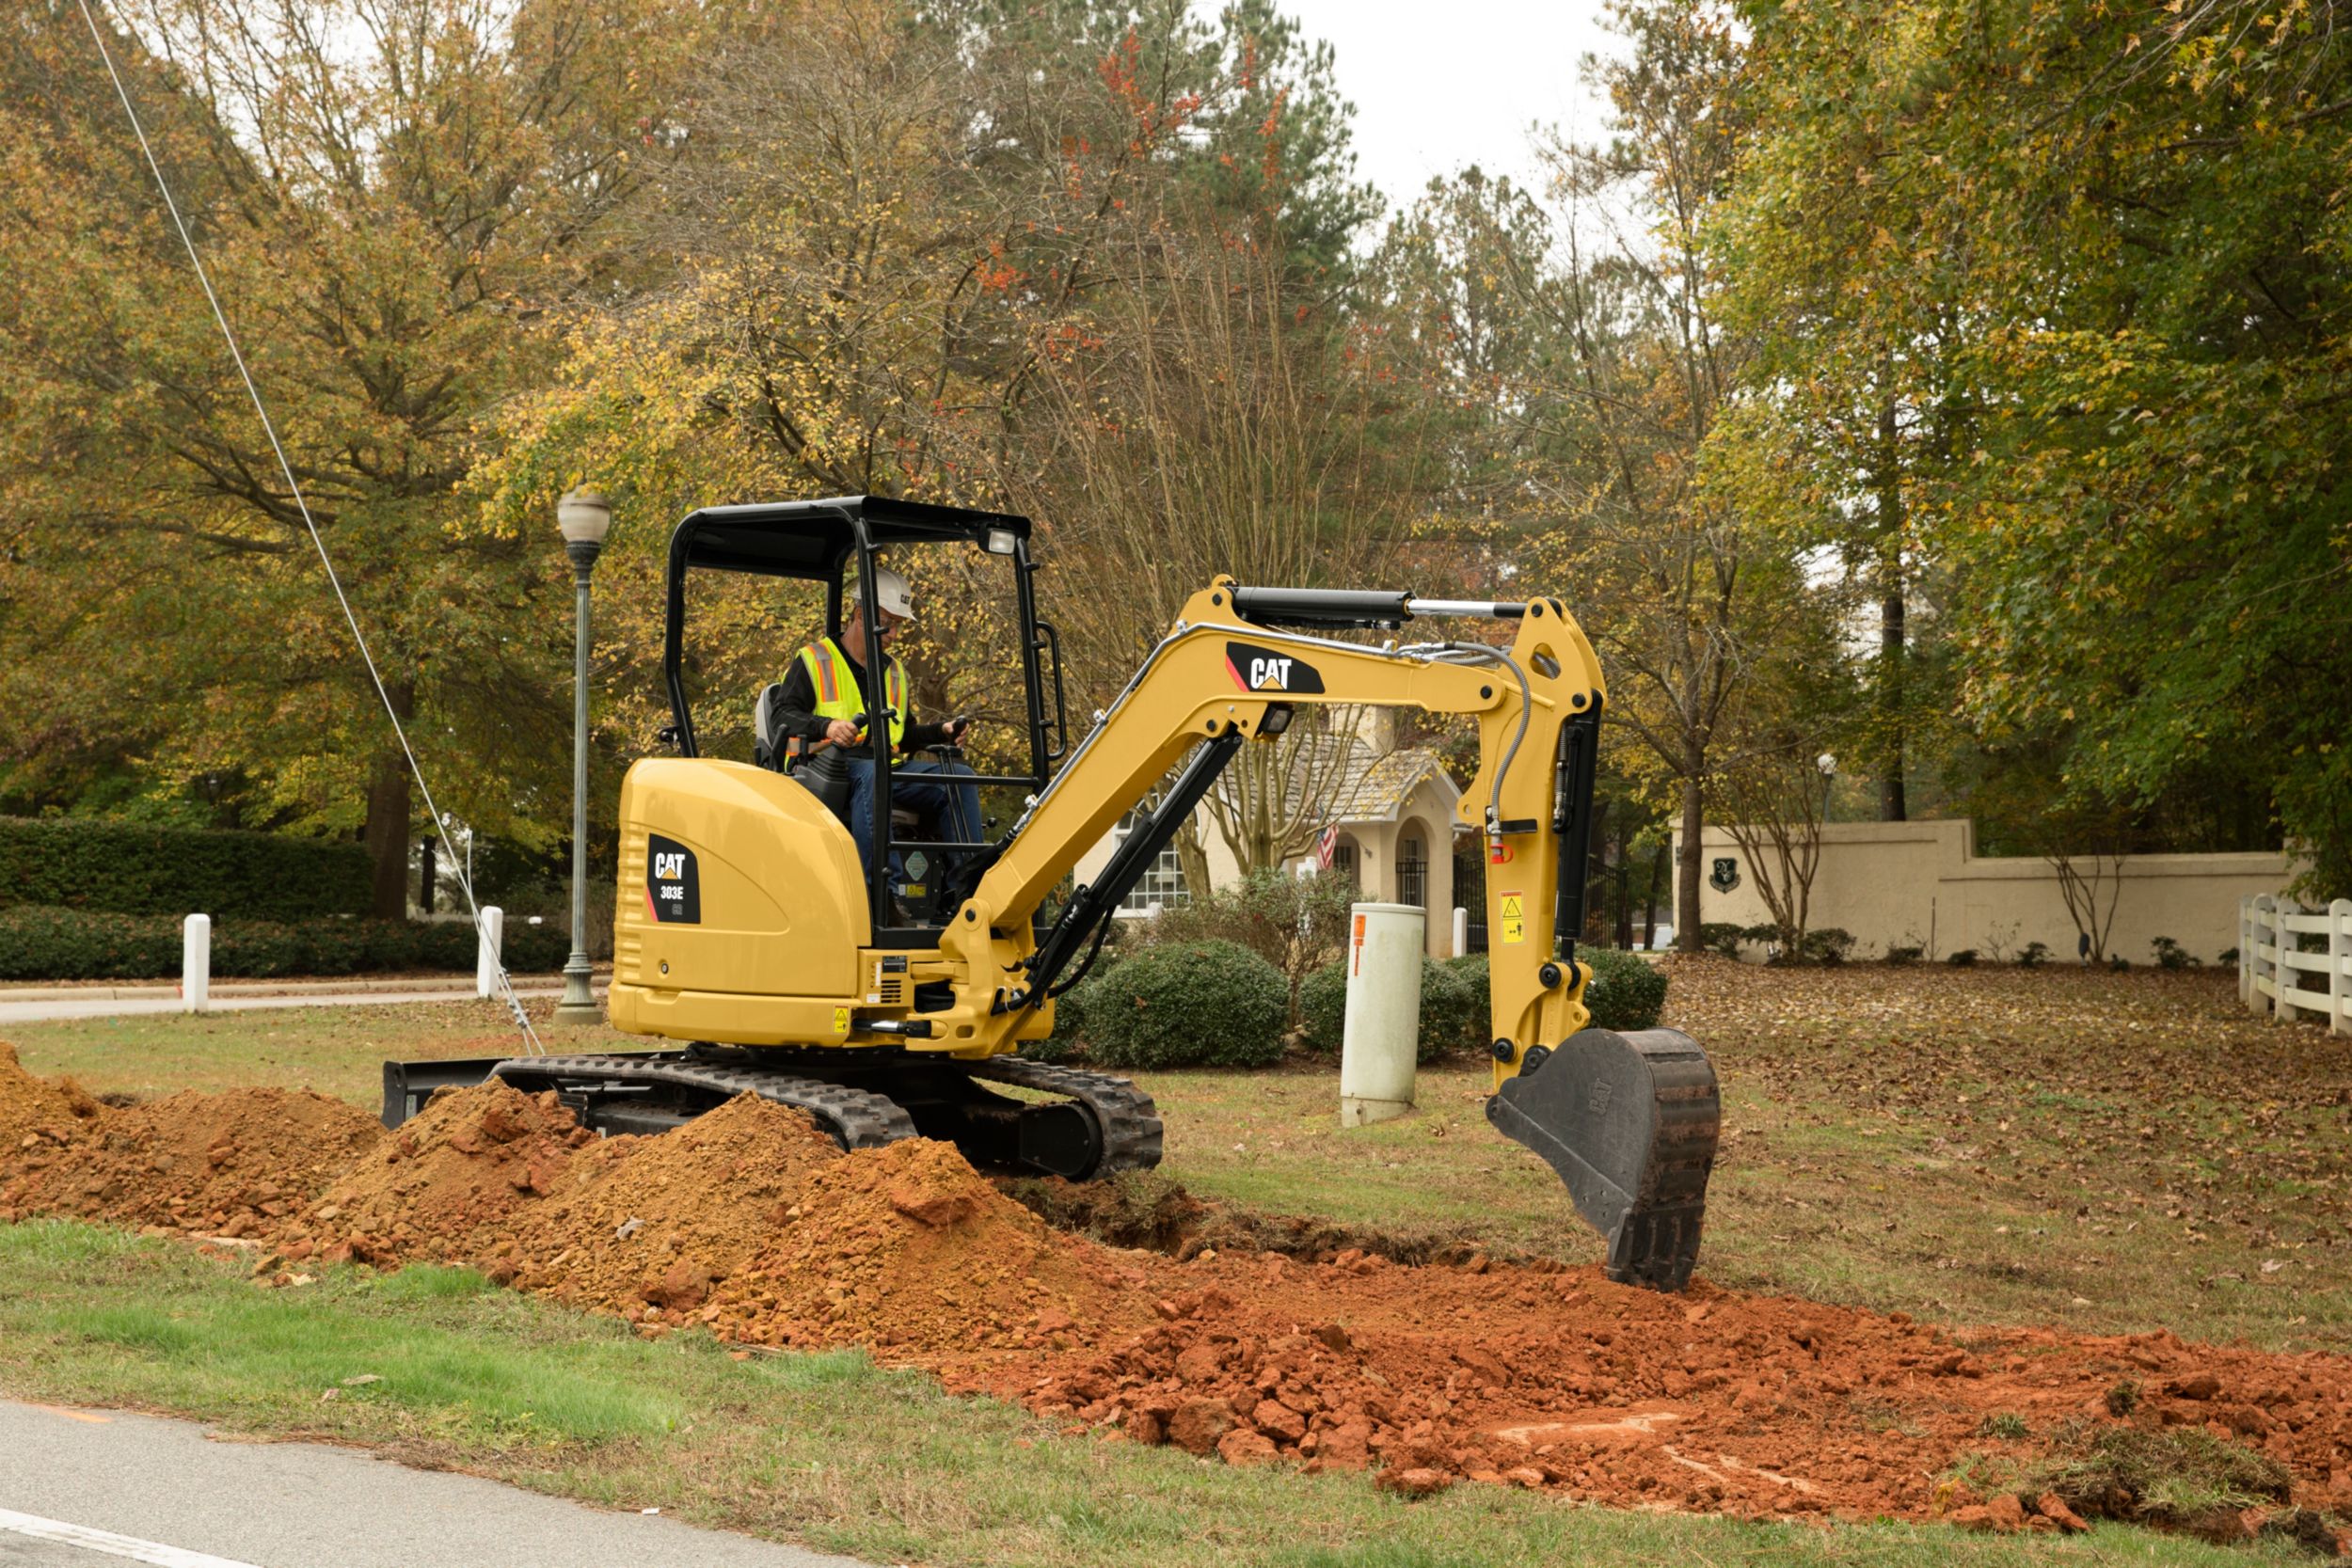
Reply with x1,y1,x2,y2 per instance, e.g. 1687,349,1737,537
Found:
1007,216,1434,877
1403,0,1767,953
482,0,1379,804
1717,0,2349,893
0,0,691,911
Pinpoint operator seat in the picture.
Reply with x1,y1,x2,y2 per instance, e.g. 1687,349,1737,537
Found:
754,683,791,771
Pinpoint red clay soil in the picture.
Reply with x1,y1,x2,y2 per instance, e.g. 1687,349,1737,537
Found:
1,1041,379,1239
2,1047,2348,1539
292,1081,587,1269
509,1093,845,1310
1004,1253,2352,1525
0,1040,103,1150
699,1138,1157,1355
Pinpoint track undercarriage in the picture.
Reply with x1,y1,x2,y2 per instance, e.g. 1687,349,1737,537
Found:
384,1047,1163,1182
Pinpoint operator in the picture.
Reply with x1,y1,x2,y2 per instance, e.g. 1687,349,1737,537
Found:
774,566,982,879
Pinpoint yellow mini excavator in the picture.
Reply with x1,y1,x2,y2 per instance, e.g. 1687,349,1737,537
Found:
386,497,1721,1290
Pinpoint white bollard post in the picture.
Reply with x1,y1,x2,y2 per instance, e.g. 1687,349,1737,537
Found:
1452,906,1470,960
476,906,504,998
182,913,211,1013
1340,902,1424,1128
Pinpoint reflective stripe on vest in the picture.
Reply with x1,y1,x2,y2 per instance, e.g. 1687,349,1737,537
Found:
796,638,908,752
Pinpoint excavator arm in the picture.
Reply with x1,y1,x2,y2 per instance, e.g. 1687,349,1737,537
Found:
946,579,1721,1290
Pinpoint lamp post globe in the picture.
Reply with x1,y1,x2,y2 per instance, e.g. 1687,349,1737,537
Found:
553,489,612,1026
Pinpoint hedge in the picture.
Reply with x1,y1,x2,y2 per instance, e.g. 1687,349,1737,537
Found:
0,816,370,920
1581,946,1668,1033
1079,940,1287,1069
1299,955,1481,1064
0,905,568,982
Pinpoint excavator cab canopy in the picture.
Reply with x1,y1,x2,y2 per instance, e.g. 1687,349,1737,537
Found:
659,496,1070,943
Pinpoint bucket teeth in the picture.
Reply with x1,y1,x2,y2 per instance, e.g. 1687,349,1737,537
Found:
1486,1026,1721,1291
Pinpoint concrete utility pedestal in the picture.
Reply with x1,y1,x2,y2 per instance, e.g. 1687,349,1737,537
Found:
1340,901,1424,1127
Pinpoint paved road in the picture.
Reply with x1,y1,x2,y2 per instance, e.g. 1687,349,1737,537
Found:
0,1402,867,1568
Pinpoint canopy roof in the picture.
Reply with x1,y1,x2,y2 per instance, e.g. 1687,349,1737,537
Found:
668,495,1031,582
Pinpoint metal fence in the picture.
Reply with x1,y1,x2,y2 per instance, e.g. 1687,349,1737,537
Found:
2239,895,2351,1037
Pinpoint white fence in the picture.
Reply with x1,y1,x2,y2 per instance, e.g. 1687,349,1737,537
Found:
2239,895,2351,1037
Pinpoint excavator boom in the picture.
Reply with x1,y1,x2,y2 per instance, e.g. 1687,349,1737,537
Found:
947,579,1721,1288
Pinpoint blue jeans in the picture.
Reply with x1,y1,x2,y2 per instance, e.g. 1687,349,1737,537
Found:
842,758,982,878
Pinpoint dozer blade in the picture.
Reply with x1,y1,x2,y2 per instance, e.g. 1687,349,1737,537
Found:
1486,1026,1721,1291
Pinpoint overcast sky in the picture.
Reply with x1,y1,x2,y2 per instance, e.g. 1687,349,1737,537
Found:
1274,0,1625,222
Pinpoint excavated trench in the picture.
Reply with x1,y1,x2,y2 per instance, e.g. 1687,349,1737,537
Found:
3,1040,2348,1545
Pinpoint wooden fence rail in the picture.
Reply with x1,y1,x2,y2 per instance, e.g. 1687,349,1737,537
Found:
2239,895,2352,1037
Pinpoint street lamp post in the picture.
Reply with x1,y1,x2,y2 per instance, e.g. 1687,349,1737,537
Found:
553,489,612,1026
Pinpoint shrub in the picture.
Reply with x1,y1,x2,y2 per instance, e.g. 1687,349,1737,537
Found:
2019,941,2051,969
1079,939,1287,1069
1698,922,1746,958
2151,936,2198,971
1298,959,1348,1055
1581,946,1668,1032
1445,952,1488,1003
1802,927,1855,966
0,904,566,982
1415,958,1484,1062
1947,948,1979,968
1145,868,1354,1022
2107,953,2132,972
1884,943,1923,966
0,816,370,920
2218,945,2239,966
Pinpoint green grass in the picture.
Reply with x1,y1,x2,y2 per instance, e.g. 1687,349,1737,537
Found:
5,996,638,1104
0,1219,2310,1568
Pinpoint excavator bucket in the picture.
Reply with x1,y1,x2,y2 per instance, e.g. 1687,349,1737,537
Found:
1486,1027,1721,1291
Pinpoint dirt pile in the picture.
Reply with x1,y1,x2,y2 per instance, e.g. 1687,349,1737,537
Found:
2,1042,2347,1537
705,1138,1154,1354
296,1082,587,1270
510,1094,844,1315
1014,1257,2352,1523
5,1087,381,1237
0,1039,103,1151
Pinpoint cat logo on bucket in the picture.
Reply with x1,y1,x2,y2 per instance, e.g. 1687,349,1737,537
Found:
1223,641,1326,694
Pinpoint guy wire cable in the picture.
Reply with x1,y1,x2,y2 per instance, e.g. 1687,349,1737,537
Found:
73,0,548,1053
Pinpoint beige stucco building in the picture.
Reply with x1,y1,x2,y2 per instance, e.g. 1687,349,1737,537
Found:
1675,817,2297,964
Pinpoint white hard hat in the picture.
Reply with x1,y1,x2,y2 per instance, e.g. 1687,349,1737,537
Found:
864,567,914,620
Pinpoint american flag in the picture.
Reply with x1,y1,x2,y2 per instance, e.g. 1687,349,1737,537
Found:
1315,825,1338,870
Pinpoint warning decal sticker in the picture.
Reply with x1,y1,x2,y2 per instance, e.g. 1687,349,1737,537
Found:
1500,891,1526,945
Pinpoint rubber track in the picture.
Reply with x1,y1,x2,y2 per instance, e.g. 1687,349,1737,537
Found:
489,1054,918,1151
970,1057,1164,1176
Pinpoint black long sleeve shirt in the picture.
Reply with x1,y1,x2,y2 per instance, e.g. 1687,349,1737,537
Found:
773,641,949,753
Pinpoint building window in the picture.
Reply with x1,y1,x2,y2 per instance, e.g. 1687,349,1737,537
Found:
1398,830,1426,909
1331,835,1359,890
1112,808,1189,915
